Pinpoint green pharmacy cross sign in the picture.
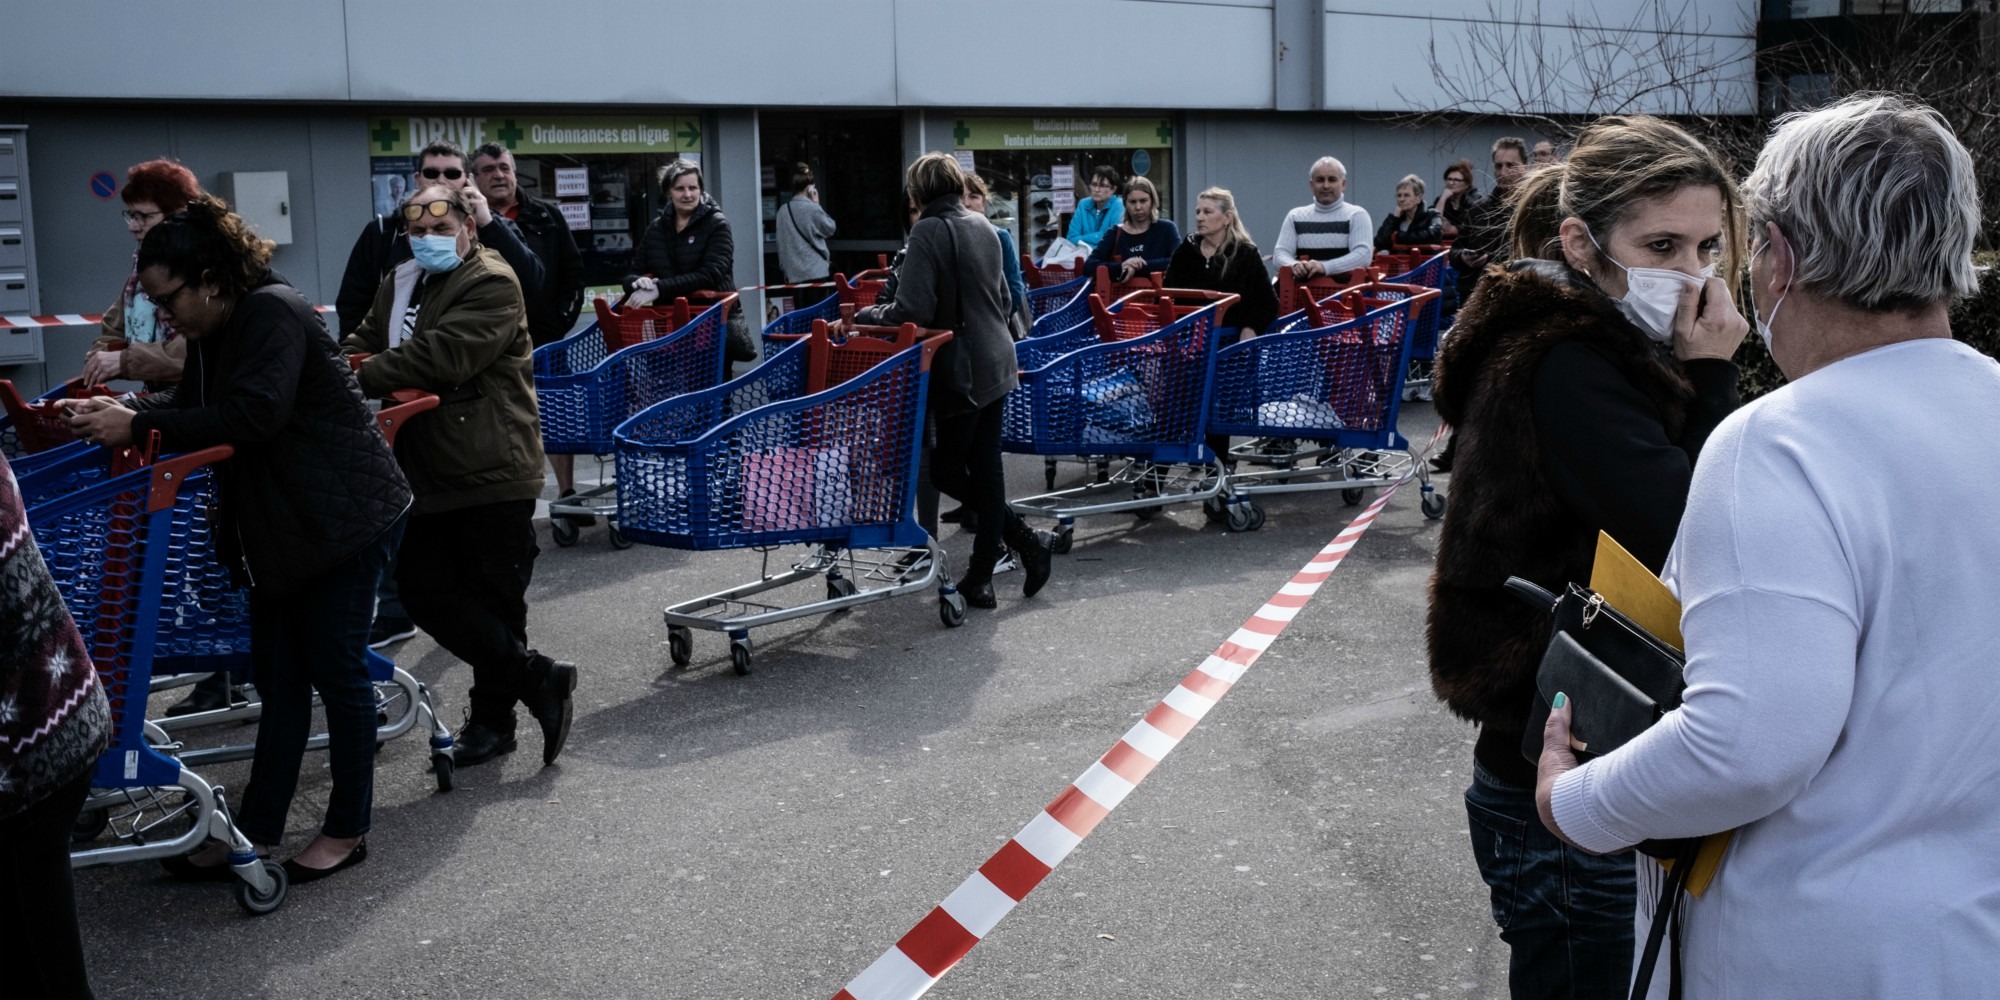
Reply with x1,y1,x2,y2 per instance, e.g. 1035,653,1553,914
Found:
367,114,704,157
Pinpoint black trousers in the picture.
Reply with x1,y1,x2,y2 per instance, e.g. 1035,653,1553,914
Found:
397,500,543,733
0,770,96,999
930,398,1025,575
237,516,400,845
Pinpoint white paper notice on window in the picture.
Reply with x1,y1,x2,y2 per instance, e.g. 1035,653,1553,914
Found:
559,202,592,231
554,168,589,198
954,151,976,174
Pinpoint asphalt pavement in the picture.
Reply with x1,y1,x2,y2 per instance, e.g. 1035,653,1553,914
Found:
76,401,1516,1000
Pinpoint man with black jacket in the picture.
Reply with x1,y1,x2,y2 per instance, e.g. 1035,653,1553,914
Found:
337,139,549,648
474,142,588,506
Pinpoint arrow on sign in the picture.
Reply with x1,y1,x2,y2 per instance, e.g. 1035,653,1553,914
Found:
677,122,702,146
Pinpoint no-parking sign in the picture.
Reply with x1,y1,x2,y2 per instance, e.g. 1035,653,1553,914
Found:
89,171,117,199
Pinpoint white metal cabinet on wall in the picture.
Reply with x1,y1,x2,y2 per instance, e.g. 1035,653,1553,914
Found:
0,126,44,366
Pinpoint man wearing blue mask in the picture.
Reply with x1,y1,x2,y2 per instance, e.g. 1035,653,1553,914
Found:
338,140,548,652
341,184,578,771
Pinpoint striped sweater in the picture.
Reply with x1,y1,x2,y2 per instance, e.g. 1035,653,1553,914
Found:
1272,199,1374,276
0,454,109,819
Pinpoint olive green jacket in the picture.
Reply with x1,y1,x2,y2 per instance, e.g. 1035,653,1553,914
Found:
341,248,546,515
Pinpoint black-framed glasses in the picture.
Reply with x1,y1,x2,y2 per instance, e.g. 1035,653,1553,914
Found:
149,282,191,311
419,166,465,180
401,200,462,221
121,208,165,224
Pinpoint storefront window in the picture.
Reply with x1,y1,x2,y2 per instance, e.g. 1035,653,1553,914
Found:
367,113,704,298
950,116,1176,263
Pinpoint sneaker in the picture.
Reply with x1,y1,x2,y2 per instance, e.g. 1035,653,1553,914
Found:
368,615,419,649
992,548,1020,575
1416,383,1433,402
894,548,934,574
527,657,578,766
163,673,234,716
454,721,518,768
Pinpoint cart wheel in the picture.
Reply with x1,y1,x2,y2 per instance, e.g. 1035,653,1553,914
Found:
1422,491,1447,520
729,640,753,676
550,517,580,547
236,859,289,916
1203,496,1227,523
1094,460,1112,484
939,591,967,628
1051,527,1074,555
1226,503,1254,533
1245,503,1267,532
1341,487,1365,506
72,807,109,844
607,525,634,550
1133,504,1161,521
431,752,454,793
827,576,858,601
667,626,693,667
1044,460,1058,491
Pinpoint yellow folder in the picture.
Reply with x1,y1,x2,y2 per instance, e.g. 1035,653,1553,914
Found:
1590,531,1732,898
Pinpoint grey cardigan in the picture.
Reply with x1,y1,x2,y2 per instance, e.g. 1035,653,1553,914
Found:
855,197,1018,415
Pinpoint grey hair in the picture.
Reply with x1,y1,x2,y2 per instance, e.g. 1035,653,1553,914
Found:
1397,173,1426,199
1744,93,1980,312
1311,156,1346,180
658,158,703,195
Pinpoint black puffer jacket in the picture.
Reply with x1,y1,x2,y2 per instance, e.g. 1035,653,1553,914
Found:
511,193,586,346
131,276,411,596
623,197,736,299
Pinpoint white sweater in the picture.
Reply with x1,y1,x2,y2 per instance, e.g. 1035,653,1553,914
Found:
1272,199,1373,275
1551,338,2000,999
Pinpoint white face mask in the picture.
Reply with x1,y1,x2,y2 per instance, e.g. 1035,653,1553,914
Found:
1588,230,1712,344
1751,239,1789,353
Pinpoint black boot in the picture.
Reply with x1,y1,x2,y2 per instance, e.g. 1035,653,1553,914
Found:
524,655,578,766
164,673,234,717
454,721,518,767
1003,521,1055,598
957,563,998,609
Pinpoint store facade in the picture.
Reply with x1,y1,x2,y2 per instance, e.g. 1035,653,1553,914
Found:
945,115,1177,262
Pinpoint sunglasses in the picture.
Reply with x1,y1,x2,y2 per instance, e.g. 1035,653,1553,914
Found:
420,167,466,180
401,200,463,221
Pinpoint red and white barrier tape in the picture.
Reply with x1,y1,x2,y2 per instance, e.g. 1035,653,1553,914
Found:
830,455,1438,1000
0,305,335,330
735,280,840,293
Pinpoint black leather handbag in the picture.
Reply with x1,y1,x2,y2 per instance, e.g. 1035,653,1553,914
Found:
1505,575,1700,1000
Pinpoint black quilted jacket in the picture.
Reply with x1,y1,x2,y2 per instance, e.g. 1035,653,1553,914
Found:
622,197,736,299
131,277,411,596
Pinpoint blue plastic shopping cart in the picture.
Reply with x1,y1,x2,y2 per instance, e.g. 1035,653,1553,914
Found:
1210,282,1448,520
1002,289,1237,553
536,291,735,548
614,319,961,674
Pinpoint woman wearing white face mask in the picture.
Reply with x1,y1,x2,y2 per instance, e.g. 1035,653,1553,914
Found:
1422,115,1748,999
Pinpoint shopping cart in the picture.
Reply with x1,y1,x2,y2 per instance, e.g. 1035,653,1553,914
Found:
761,260,894,354
20,439,290,913
1022,253,1085,289
614,319,960,674
1,378,116,469
1026,274,1090,338
1002,291,1237,552
121,389,458,787
1382,251,1453,400
536,291,735,547
1210,282,1447,520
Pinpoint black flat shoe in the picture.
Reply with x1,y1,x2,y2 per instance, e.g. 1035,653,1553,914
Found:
282,840,367,885
164,674,234,717
939,506,967,524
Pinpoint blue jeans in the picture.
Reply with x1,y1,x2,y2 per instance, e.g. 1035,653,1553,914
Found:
1465,761,1636,999
236,516,403,845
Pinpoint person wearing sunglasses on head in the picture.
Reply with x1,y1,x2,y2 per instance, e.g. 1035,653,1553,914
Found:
335,139,547,653
340,184,578,773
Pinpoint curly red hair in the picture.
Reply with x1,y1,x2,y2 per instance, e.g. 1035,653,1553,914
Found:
122,159,202,213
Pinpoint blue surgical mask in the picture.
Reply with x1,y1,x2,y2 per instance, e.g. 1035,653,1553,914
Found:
410,234,464,274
